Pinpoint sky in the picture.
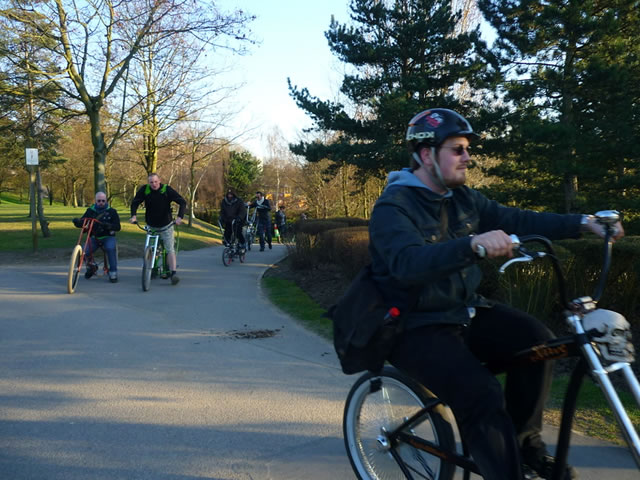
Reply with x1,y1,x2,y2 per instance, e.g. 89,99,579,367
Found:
213,0,352,159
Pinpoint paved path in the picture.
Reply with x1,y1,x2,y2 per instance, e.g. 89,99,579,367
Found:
0,244,637,479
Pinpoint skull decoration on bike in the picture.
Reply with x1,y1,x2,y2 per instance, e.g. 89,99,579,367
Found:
582,309,635,364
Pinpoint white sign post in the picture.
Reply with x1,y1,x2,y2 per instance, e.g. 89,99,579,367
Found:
25,148,39,251
25,148,39,166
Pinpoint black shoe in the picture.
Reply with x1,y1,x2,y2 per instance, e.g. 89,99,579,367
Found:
170,272,180,285
522,453,577,480
260,246,265,251
268,242,272,249
109,272,118,283
84,264,97,279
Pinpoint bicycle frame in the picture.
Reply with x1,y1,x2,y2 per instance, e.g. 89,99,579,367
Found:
220,219,245,266
376,327,640,479
76,218,107,270
349,211,640,480
67,217,109,293
141,225,172,277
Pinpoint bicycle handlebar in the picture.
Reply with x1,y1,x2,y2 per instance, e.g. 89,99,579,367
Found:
498,210,620,307
133,220,176,234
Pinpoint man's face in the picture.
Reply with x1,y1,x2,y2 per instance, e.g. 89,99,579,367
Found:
256,193,263,200
95,193,107,205
148,175,161,190
227,193,233,201
430,136,471,188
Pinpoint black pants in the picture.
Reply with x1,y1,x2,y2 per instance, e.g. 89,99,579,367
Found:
223,220,245,245
389,304,553,480
257,220,272,248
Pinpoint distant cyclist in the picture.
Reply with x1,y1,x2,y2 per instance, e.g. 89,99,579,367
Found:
129,173,186,285
72,191,121,283
220,189,246,250
249,191,272,251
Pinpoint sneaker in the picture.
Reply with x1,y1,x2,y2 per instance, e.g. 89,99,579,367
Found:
522,453,577,480
109,271,118,283
170,272,180,285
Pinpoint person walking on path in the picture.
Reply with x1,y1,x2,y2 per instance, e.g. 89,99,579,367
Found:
275,205,287,240
249,191,272,251
130,173,186,285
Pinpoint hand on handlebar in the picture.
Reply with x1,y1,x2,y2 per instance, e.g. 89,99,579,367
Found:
471,230,515,259
583,216,625,241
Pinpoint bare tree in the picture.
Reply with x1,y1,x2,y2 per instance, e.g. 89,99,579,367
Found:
0,0,254,193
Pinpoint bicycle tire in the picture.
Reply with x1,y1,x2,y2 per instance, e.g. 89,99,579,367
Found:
344,366,456,480
142,246,154,291
67,245,83,294
222,247,233,266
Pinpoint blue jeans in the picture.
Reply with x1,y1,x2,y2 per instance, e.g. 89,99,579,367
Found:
85,236,118,272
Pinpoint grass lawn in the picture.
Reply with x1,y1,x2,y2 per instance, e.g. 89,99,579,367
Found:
0,193,222,259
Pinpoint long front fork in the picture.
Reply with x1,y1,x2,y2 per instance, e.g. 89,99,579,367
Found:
567,314,640,469
144,234,160,270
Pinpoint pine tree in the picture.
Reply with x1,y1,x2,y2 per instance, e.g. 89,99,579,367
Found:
289,0,497,173
477,0,640,213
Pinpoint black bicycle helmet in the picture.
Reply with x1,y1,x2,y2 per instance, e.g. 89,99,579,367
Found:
406,108,478,150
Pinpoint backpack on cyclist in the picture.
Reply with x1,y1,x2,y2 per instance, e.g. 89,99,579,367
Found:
328,264,417,375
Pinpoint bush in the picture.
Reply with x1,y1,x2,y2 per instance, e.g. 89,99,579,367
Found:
287,233,318,270
294,217,368,236
317,226,370,277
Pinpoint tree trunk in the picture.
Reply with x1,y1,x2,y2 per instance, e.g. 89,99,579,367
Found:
88,108,107,194
36,168,51,237
341,164,350,217
72,180,78,207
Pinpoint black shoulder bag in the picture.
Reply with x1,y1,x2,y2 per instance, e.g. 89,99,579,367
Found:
328,264,419,375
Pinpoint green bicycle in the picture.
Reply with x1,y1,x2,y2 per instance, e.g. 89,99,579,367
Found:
136,221,179,291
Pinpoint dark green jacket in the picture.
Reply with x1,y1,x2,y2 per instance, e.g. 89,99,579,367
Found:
81,204,121,239
368,169,583,329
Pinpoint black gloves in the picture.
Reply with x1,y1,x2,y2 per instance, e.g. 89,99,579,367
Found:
72,218,83,228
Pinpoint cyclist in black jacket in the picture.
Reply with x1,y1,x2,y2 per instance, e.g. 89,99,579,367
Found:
73,191,121,283
220,189,246,249
369,108,623,480
130,173,186,285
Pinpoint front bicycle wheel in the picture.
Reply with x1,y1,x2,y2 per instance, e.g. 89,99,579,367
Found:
67,245,83,294
142,246,154,291
344,366,456,480
222,247,233,266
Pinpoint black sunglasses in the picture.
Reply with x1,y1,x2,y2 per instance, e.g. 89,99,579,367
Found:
96,199,107,203
442,145,471,156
